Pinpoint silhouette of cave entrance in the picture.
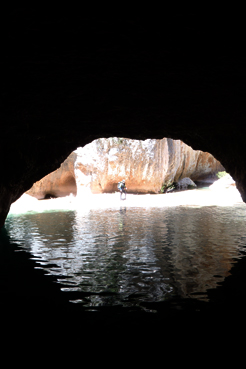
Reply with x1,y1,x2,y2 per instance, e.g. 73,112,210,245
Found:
26,137,227,201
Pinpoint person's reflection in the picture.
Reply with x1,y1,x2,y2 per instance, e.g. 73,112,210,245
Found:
118,207,126,233
119,207,126,214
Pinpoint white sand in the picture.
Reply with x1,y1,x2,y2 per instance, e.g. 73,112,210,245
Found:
8,186,244,215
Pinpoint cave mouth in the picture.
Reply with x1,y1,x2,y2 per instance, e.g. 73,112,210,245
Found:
8,136,242,224
27,137,226,200
3,138,245,319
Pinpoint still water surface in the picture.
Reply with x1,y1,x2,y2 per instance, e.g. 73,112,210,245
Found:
4,201,246,313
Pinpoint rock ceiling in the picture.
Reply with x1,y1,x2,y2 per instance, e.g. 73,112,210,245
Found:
1,10,246,226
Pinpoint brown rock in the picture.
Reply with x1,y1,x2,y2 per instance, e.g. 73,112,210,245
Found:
27,138,224,198
26,152,77,199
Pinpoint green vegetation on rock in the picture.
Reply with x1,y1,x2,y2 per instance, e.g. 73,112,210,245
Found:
216,171,228,179
160,180,176,193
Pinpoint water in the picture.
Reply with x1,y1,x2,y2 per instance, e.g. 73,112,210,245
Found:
2,200,246,318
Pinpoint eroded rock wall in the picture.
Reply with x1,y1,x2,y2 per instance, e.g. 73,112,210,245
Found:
26,138,224,198
26,152,77,199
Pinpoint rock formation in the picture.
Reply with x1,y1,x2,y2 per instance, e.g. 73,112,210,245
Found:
176,178,197,190
26,138,224,198
26,152,77,199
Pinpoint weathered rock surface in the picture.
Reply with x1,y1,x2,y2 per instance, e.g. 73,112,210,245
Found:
176,178,197,190
27,138,224,198
27,152,77,199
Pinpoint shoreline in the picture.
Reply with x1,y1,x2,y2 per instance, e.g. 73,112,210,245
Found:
8,186,244,215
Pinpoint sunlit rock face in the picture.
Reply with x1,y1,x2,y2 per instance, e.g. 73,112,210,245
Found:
26,152,77,199
26,138,224,198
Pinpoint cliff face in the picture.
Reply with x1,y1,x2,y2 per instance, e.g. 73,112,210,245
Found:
26,138,224,198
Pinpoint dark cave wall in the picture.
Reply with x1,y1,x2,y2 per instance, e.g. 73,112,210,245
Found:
1,10,246,226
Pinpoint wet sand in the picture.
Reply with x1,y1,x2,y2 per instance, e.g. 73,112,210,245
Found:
9,186,244,215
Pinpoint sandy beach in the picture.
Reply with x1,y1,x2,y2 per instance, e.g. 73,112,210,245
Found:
8,185,244,216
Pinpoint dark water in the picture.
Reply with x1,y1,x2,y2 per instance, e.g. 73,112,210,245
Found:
2,202,246,324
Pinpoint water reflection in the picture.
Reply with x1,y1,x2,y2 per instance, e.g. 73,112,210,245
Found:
4,204,246,311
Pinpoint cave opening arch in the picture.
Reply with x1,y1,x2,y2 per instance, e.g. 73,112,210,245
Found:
24,136,227,201
2,11,246,226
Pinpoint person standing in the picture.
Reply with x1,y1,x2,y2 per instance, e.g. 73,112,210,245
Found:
118,180,127,200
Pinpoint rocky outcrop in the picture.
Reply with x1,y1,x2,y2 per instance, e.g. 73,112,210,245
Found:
176,178,197,190
26,138,224,198
26,152,77,199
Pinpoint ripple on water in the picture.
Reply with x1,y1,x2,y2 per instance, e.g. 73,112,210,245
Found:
4,203,246,311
